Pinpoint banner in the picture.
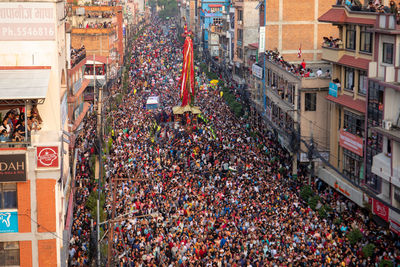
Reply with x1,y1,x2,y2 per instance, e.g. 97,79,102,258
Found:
258,26,265,54
0,154,26,182
339,130,363,156
373,199,389,222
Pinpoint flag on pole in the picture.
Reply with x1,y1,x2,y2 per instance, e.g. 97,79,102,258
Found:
297,44,302,58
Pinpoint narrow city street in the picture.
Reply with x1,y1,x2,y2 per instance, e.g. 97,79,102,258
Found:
68,18,399,266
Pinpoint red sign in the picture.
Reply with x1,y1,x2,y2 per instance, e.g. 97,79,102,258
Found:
373,199,389,222
390,219,400,235
37,146,59,168
339,129,363,156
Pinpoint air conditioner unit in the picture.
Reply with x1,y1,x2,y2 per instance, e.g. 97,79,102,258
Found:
238,20,242,25
382,120,393,130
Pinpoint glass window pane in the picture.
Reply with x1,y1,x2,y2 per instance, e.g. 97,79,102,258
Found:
3,191,17,209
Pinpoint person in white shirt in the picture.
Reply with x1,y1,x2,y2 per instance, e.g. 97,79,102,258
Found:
316,68,323,77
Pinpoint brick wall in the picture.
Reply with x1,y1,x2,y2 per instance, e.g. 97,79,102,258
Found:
17,181,31,232
19,241,32,267
36,179,56,233
38,239,57,267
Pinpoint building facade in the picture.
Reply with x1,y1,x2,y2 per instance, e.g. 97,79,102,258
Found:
0,0,71,266
258,0,338,63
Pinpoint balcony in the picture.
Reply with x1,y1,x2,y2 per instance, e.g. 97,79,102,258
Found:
372,152,391,182
71,27,116,35
321,44,344,63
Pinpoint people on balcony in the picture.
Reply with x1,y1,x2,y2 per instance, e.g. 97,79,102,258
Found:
71,45,86,68
322,36,342,48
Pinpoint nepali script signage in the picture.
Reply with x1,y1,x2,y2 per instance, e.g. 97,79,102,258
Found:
252,64,263,79
339,129,363,157
0,211,18,233
0,3,55,41
0,154,26,182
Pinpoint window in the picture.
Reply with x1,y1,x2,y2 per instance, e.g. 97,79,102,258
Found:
0,184,17,210
237,10,243,21
359,71,367,95
360,26,372,53
346,25,356,50
343,149,363,185
213,18,222,25
210,7,220,13
345,67,355,91
237,29,243,41
383,43,394,64
305,93,316,111
0,242,20,266
344,110,365,137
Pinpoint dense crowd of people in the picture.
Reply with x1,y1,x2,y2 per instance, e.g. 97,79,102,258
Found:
68,18,400,266
71,45,86,68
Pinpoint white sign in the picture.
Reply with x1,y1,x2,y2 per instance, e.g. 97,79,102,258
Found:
258,26,265,53
0,2,55,41
252,64,263,79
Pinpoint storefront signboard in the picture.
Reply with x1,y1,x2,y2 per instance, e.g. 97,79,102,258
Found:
0,211,18,233
339,129,363,157
258,26,265,54
373,199,389,222
0,2,55,41
329,82,338,97
390,219,400,235
0,154,26,182
37,146,59,168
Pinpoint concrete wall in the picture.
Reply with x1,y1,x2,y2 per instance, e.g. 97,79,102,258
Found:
243,1,259,47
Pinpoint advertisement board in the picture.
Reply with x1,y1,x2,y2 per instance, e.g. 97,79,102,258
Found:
0,154,26,182
0,2,55,41
252,64,263,79
329,82,338,97
373,199,389,222
339,129,363,156
0,211,18,233
37,146,59,168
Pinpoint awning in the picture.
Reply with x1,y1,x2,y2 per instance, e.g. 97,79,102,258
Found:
337,55,370,70
318,8,375,25
326,94,366,113
248,43,259,50
0,68,50,105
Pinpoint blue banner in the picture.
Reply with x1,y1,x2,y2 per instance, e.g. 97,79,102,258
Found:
329,82,338,98
0,211,18,233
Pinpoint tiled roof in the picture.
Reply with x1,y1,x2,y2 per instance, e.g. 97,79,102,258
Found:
318,8,375,25
338,55,370,70
326,94,366,113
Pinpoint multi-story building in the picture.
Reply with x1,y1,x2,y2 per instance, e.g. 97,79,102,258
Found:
317,3,377,208
232,0,259,83
0,1,70,266
199,0,230,52
367,11,400,232
251,54,331,177
258,0,337,62
68,5,124,88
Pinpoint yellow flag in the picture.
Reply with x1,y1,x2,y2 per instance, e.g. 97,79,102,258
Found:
134,89,137,95
220,91,223,98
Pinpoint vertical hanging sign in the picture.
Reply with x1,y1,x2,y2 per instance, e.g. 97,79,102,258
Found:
258,26,265,54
